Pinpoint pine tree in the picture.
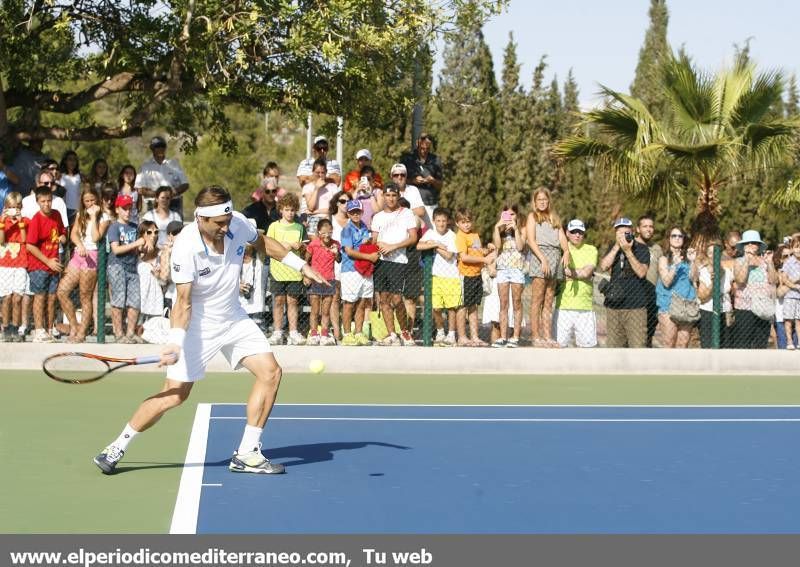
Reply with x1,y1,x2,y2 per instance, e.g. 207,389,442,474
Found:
499,33,529,207
431,20,503,237
630,0,671,121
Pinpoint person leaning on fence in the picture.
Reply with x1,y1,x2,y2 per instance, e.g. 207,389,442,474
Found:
25,185,67,343
56,186,109,343
655,226,698,348
0,191,27,342
694,237,734,349
731,230,777,349
329,190,353,342
491,205,526,348
526,187,570,348
136,220,166,335
778,237,800,349
636,215,662,347
339,199,377,346
555,219,598,348
266,192,307,346
371,184,418,346
599,217,650,348
455,207,496,347
107,194,147,344
417,206,460,346
304,218,341,345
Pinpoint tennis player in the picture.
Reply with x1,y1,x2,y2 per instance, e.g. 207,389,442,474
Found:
94,186,328,475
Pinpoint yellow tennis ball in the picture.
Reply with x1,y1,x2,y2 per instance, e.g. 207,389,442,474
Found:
309,359,325,374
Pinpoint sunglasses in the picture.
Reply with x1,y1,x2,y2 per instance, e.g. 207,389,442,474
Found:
262,189,278,194
315,145,329,151
337,199,349,204
568,230,585,235
670,234,685,238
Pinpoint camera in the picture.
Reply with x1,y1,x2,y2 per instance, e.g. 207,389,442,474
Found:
624,232,634,243
501,210,513,222
5,208,18,217
241,284,253,300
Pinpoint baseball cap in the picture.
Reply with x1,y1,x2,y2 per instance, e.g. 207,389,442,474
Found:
149,136,167,149
390,163,407,175
166,220,184,235
613,217,633,229
313,135,328,146
567,219,586,233
356,149,372,160
114,194,134,208
346,200,363,213
383,182,400,194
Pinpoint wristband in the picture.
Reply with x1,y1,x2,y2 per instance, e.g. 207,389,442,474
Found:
167,328,186,349
281,251,306,272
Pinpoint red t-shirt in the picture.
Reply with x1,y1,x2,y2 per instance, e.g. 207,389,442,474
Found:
307,238,340,281
0,217,28,268
26,210,65,272
343,170,384,193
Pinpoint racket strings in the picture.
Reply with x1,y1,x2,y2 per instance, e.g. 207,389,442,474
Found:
43,355,111,383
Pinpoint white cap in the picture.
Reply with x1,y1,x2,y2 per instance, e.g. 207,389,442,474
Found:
356,149,372,160
390,163,407,175
313,135,328,145
567,219,586,233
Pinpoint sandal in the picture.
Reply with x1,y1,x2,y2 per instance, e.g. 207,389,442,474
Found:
545,339,560,348
456,339,472,347
533,338,547,348
471,338,488,347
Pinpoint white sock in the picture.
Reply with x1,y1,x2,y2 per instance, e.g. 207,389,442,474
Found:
238,425,263,454
112,423,139,452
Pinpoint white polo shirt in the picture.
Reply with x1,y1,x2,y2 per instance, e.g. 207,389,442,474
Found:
170,211,258,326
135,157,189,190
371,206,417,264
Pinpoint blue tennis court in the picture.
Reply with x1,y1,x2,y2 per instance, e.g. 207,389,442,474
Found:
170,404,800,534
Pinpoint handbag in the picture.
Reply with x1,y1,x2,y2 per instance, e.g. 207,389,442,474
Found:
669,292,701,324
751,294,776,321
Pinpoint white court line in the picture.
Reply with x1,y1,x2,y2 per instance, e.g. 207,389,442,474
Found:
169,403,211,535
209,416,800,423
210,403,800,408
202,483,223,487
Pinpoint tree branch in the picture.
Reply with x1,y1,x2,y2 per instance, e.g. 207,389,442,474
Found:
4,73,158,113
14,123,142,142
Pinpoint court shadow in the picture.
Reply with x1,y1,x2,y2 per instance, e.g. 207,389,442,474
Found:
206,441,411,469
112,461,195,474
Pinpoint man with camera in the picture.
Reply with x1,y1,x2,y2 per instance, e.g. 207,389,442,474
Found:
599,217,650,348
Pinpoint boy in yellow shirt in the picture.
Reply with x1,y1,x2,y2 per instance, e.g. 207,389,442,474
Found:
454,208,496,346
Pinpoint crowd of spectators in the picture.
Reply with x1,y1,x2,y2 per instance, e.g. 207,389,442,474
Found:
0,132,793,349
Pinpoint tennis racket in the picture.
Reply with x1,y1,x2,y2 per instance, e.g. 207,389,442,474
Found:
42,352,166,384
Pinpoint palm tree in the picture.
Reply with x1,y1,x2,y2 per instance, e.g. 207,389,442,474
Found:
553,52,800,238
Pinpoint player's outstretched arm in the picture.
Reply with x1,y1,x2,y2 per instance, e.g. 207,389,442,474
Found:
263,234,330,286
160,282,192,367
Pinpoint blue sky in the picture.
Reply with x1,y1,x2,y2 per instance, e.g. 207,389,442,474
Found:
437,0,798,107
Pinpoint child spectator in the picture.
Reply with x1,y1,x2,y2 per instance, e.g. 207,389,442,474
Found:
0,192,28,341
56,186,109,342
779,236,800,349
118,165,142,225
107,194,147,343
25,185,66,342
339,199,378,346
491,205,526,348
142,186,182,248
417,207,460,346
305,218,340,345
136,220,165,332
239,242,269,329
454,207,495,346
159,220,185,316
266,193,306,345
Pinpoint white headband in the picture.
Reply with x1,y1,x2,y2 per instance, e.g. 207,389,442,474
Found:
195,201,233,218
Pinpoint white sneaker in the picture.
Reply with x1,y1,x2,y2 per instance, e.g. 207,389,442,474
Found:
50,326,61,339
321,335,336,346
306,334,320,346
32,329,54,343
267,331,284,345
434,330,446,345
18,325,27,338
287,331,306,345
443,334,457,347
379,334,401,346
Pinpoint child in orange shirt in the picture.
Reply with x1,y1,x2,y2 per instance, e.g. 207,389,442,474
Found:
454,208,496,346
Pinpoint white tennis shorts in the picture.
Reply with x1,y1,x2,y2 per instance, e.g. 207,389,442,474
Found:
0,267,28,296
555,309,597,348
340,270,373,303
167,316,271,382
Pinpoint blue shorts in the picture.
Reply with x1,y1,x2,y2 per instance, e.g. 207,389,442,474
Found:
308,279,336,297
28,270,59,294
